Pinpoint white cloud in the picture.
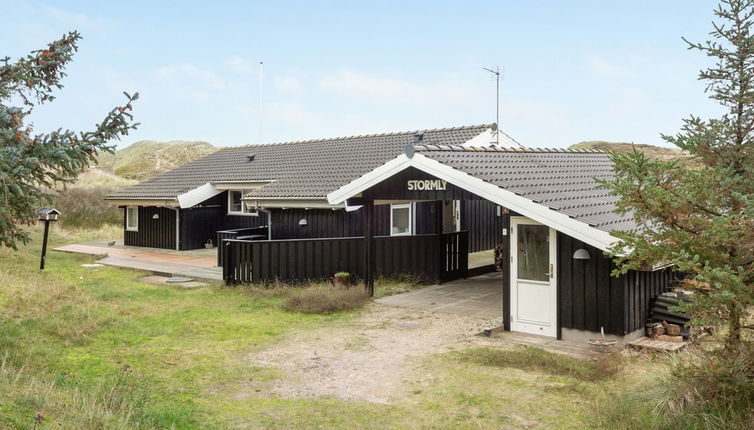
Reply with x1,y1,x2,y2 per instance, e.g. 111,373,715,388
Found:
274,75,303,93
320,69,416,101
155,63,226,89
318,69,478,109
227,56,255,74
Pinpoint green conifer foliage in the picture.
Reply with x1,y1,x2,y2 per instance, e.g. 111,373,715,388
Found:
604,1,754,349
0,31,138,249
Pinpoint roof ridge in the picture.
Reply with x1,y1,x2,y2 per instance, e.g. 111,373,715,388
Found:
219,123,496,151
413,144,608,154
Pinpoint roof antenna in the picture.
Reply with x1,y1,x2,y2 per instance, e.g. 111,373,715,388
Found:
258,61,264,145
482,66,502,146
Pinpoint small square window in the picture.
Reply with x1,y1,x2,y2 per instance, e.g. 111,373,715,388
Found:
126,206,138,231
391,204,412,236
228,190,243,213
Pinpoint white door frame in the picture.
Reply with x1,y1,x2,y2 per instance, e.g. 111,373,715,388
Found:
510,216,557,337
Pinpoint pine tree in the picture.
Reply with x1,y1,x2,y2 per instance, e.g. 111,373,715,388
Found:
604,0,754,349
0,31,138,249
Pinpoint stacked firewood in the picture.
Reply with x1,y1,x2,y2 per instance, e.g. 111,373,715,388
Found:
646,320,684,343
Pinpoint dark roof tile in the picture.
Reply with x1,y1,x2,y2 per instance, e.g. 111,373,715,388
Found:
106,124,493,200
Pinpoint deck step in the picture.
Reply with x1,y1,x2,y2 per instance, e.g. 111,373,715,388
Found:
628,336,688,352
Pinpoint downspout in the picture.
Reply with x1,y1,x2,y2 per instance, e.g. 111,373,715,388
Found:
164,200,180,250
255,201,272,240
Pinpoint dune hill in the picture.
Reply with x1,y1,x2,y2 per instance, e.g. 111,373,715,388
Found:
97,140,217,181
569,140,689,162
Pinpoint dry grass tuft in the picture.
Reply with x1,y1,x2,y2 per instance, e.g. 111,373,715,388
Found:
458,346,623,382
282,285,370,314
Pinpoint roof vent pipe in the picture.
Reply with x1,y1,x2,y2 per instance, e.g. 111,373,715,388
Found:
246,153,256,162
413,132,424,144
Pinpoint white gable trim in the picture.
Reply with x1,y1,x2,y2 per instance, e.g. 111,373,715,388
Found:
327,153,618,251
177,182,222,209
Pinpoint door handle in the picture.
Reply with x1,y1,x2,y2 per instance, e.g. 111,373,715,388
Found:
545,264,554,278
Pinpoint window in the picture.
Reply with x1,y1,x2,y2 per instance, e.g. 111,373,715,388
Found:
516,224,550,282
126,206,138,231
390,204,412,236
228,190,243,213
228,190,256,215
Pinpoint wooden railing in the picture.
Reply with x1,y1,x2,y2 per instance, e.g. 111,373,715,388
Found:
441,230,469,282
222,231,469,285
216,226,268,266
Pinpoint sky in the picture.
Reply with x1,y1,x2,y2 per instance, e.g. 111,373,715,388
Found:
2,1,725,149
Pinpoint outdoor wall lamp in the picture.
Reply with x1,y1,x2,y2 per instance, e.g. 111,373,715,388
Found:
298,218,308,226
152,213,159,219
572,248,591,260
37,208,61,271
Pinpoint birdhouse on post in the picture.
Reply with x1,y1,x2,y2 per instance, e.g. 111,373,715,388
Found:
37,208,61,222
37,208,61,271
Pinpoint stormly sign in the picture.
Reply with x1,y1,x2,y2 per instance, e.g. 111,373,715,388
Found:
407,179,447,191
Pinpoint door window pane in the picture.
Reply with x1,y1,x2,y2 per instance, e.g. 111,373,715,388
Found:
517,224,549,282
391,204,411,236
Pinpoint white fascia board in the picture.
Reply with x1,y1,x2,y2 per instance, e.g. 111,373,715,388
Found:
461,128,522,149
327,153,412,205
249,199,345,209
462,128,496,148
176,182,222,208
212,181,273,191
328,153,618,251
105,199,179,207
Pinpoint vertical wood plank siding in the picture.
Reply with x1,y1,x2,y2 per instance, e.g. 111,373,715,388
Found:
180,206,224,250
133,190,495,251
222,231,469,284
123,206,176,249
557,232,676,335
269,203,440,240
462,200,503,252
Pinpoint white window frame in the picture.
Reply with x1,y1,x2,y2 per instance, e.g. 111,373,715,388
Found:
227,190,253,215
125,206,138,231
390,203,413,236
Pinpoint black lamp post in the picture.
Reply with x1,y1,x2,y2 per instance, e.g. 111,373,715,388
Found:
37,208,61,271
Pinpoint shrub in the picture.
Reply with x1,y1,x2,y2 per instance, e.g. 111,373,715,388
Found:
282,285,370,314
458,346,623,382
54,187,121,229
374,274,423,298
595,346,754,430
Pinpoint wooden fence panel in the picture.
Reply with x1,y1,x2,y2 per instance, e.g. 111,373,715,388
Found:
222,231,469,285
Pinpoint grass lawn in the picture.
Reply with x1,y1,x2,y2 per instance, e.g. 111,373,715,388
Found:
0,225,676,429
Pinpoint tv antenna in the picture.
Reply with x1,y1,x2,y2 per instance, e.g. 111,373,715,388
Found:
258,61,264,145
482,66,502,146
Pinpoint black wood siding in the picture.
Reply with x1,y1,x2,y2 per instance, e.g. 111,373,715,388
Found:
557,233,675,336
222,231,469,284
268,202,438,240
462,200,503,252
123,206,177,249
180,206,224,250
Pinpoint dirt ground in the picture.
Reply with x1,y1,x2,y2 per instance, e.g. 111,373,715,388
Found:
242,303,503,403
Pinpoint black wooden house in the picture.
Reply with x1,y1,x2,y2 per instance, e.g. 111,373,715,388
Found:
106,123,676,343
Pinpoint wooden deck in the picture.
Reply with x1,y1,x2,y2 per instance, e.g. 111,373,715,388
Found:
628,336,688,352
54,242,222,281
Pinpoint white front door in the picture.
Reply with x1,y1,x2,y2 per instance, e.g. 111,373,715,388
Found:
510,217,557,337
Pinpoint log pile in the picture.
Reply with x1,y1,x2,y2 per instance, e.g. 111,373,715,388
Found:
646,292,694,342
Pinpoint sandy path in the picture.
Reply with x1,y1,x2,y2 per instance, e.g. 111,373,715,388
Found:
241,303,499,403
